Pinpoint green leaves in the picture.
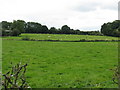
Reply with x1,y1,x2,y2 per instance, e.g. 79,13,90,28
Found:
101,20,120,37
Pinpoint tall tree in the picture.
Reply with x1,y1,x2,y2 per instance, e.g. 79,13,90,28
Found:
25,22,42,33
101,20,120,37
2,21,12,30
61,25,71,34
41,25,49,33
49,27,58,34
11,20,26,33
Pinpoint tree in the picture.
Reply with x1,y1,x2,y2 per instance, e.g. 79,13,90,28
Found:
61,25,71,34
74,29,81,34
12,29,21,36
2,30,12,36
11,20,26,33
49,27,58,34
101,20,120,37
2,30,6,36
25,22,42,33
2,21,12,30
111,20,120,29
41,25,49,33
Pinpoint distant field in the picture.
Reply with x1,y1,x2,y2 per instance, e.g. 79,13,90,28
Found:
2,33,118,41
2,39,118,88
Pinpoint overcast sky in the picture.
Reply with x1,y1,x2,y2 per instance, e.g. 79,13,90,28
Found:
0,0,119,31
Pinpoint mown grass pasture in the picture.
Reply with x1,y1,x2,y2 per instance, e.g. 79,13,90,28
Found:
2,34,118,88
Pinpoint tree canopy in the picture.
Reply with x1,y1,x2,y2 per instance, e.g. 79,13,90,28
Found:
3,19,120,37
101,20,120,37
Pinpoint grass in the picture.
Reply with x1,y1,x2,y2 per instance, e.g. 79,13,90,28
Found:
2,38,118,88
2,33,118,41
0,37,2,89
0,37,2,67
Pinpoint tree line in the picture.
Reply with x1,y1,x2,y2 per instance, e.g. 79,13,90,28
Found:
1,20,120,37
1,20,101,36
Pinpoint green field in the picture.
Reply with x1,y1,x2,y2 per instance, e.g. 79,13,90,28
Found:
2,33,118,41
2,34,118,88
0,37,2,89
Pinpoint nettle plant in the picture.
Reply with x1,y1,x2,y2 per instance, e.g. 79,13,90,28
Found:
2,62,30,89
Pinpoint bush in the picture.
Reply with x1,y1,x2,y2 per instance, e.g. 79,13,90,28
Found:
2,30,12,36
80,39,86,42
2,62,30,89
12,29,21,36
22,36,30,41
110,66,120,86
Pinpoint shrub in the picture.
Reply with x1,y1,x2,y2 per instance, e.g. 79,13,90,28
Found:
22,36,30,41
2,62,30,89
111,66,120,87
12,29,21,36
80,39,86,42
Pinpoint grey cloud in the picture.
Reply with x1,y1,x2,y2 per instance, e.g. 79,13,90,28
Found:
74,2,99,12
100,3,117,10
73,2,117,12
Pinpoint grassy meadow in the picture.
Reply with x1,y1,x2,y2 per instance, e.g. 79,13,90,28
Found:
0,37,2,89
2,33,118,41
2,34,118,88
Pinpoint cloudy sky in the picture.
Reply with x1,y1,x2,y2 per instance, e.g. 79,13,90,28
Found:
0,0,119,31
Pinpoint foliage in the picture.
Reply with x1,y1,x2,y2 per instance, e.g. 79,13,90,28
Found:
2,19,120,37
11,20,26,33
12,29,21,36
49,27,58,34
1,20,25,36
25,22,42,33
2,62,30,89
1,21,12,30
101,20,120,37
22,36,30,41
61,25,71,34
1,20,102,36
41,25,49,33
111,66,120,86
